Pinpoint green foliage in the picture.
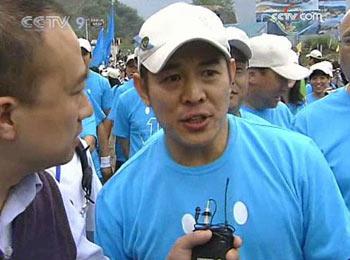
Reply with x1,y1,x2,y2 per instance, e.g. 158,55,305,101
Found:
299,35,339,65
60,0,143,41
192,0,236,24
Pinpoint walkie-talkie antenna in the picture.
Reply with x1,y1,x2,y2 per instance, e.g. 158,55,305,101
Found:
224,178,230,226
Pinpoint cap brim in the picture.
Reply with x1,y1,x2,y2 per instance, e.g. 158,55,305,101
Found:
310,69,333,78
228,40,252,60
271,63,310,80
306,54,322,59
141,35,230,74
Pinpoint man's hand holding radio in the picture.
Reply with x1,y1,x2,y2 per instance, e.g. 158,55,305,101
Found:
167,230,242,260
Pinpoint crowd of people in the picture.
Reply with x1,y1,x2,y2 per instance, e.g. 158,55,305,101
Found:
0,0,350,259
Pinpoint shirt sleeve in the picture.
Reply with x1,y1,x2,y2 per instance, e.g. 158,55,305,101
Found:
81,113,97,139
301,140,350,259
95,186,130,260
112,94,130,139
61,188,108,260
292,110,309,135
101,77,113,111
107,89,122,122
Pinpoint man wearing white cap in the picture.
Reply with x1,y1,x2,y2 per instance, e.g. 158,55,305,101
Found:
305,49,324,95
306,49,323,66
241,34,310,128
306,61,333,104
79,38,113,114
225,26,251,116
125,54,138,80
95,3,350,260
79,38,113,182
293,11,350,211
225,27,269,124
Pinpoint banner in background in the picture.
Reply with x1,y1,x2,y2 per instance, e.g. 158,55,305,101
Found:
256,0,319,13
256,0,346,36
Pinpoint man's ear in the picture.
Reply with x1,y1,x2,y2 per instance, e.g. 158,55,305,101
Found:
228,58,236,84
133,72,151,106
0,97,18,141
248,69,257,84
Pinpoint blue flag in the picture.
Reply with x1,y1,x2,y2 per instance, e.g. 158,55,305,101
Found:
104,4,116,65
90,27,105,68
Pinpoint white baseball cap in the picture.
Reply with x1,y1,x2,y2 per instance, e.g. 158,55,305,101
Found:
225,26,252,60
126,54,136,65
136,2,231,74
249,34,310,80
78,38,92,53
306,49,322,60
310,61,333,77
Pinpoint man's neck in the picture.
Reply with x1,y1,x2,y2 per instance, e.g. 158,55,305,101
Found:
165,120,229,167
0,159,28,212
313,92,324,99
243,100,261,111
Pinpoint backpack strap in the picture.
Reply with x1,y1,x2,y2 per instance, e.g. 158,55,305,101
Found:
75,141,94,204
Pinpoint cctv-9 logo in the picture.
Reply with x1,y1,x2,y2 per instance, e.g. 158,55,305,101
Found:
76,17,86,30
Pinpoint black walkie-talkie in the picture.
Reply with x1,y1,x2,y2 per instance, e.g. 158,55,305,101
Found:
191,178,234,260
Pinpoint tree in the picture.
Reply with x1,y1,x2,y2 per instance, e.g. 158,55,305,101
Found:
192,0,236,24
58,0,143,42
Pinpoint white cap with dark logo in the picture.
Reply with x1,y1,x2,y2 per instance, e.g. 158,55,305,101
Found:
136,2,231,74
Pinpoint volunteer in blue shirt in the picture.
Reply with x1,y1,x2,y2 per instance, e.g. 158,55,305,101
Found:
79,38,113,115
226,27,270,124
106,79,135,169
241,34,310,128
113,87,160,158
293,10,350,210
305,61,333,105
95,3,350,260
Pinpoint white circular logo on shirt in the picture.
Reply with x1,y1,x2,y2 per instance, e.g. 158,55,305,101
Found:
233,201,248,225
182,214,196,234
145,107,150,115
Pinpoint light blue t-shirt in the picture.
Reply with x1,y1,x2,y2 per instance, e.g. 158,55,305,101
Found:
110,79,135,106
293,87,350,210
113,88,160,157
108,80,135,163
86,70,113,112
241,102,294,129
306,83,313,95
239,109,270,124
305,93,321,105
81,113,97,140
86,90,106,126
85,90,107,180
96,115,350,260
287,102,306,115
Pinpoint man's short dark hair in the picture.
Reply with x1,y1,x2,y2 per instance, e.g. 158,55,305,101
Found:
230,47,248,64
309,70,330,80
81,48,92,58
0,0,65,104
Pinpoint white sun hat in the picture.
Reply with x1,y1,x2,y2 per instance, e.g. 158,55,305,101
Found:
310,61,333,77
249,34,310,80
136,2,231,74
225,26,252,60
306,49,323,60
78,38,92,53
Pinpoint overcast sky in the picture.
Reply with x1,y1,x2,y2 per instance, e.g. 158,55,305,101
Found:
120,0,191,18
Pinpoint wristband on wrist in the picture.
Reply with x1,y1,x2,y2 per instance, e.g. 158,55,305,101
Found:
100,156,111,168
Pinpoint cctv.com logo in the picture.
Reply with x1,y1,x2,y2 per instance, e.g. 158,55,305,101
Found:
21,16,86,30
272,3,325,22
